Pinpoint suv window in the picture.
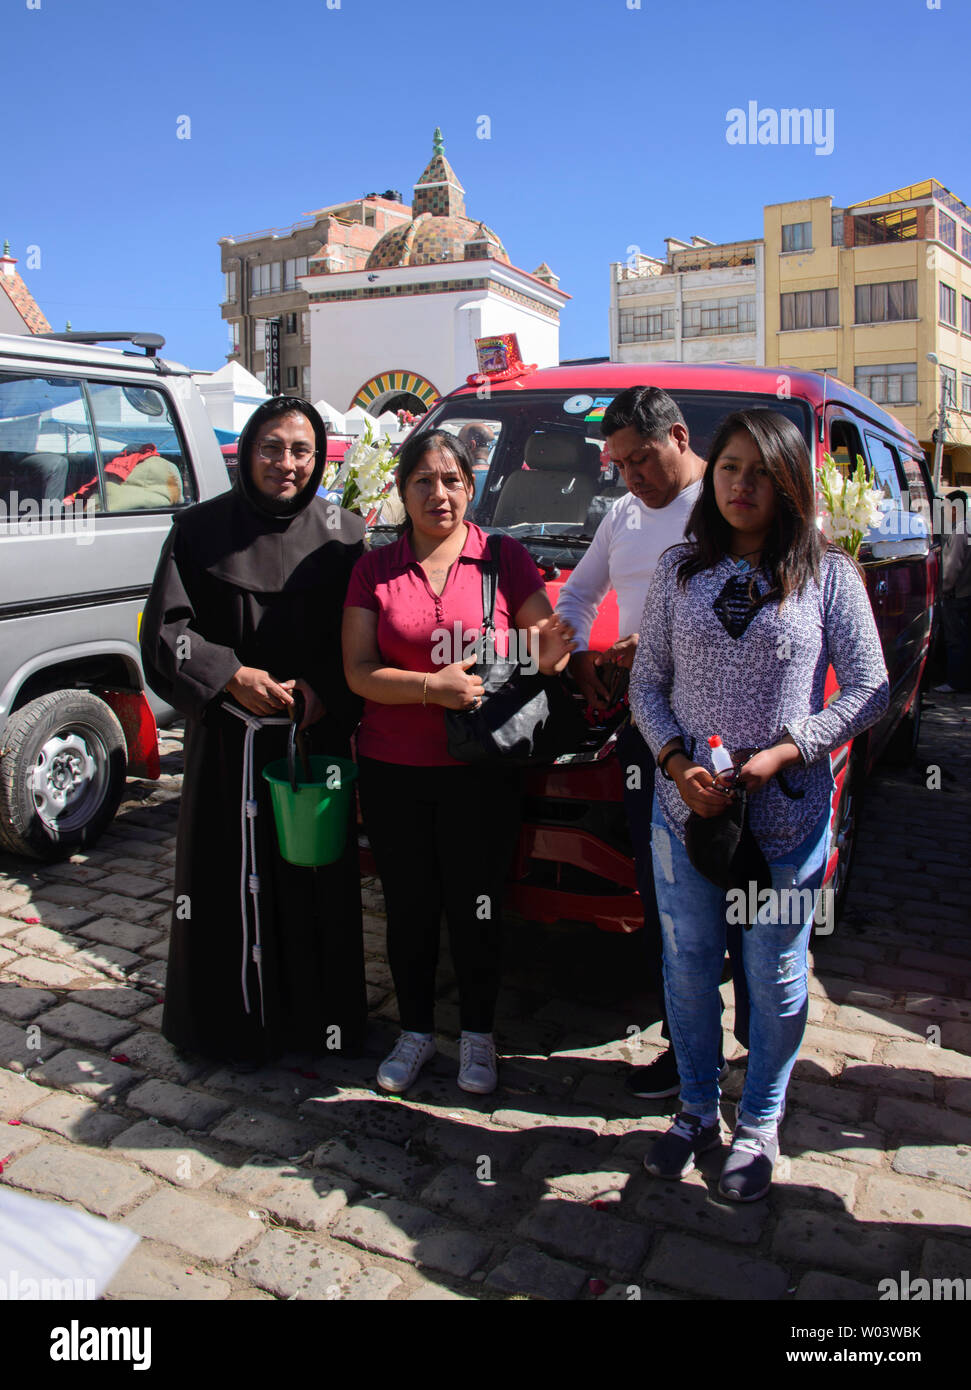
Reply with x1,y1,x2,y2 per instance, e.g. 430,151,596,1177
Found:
864,433,903,503
85,382,193,512
897,450,932,530
0,373,193,518
0,374,95,519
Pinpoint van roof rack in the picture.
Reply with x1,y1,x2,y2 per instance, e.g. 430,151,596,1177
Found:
34,331,166,358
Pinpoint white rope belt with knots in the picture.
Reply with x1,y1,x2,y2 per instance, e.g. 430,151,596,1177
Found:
224,703,291,1024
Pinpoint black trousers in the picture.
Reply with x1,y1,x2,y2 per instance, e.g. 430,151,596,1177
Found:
357,756,523,1034
616,719,750,1050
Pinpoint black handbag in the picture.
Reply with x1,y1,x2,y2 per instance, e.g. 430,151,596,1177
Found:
684,787,773,928
444,535,586,765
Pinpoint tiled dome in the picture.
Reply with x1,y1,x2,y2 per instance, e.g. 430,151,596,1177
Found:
364,130,510,270
366,213,508,269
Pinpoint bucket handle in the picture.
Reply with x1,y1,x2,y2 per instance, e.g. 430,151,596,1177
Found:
287,688,311,791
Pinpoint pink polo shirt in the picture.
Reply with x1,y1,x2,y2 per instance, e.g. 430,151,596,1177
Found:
344,522,545,766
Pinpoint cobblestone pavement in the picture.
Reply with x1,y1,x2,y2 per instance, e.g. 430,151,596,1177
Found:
1,695,970,1303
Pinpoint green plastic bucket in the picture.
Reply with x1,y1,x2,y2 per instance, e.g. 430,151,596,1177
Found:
262,754,358,867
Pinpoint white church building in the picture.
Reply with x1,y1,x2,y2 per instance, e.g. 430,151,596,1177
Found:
301,132,569,417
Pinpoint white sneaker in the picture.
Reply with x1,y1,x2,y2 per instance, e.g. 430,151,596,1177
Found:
934,683,956,693
457,1031,498,1094
376,1031,435,1093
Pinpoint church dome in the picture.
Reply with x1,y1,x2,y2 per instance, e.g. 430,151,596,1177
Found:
364,130,510,270
366,213,509,269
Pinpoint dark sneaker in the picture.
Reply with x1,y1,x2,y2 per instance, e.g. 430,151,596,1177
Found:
626,1050,730,1100
643,1112,722,1179
718,1123,779,1202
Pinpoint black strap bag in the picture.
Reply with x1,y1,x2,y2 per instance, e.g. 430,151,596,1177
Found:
684,787,774,928
444,535,586,765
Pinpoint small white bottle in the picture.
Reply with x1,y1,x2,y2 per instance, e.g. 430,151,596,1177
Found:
707,735,734,778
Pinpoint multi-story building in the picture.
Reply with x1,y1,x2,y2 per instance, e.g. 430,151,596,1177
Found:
218,194,412,397
609,236,765,366
764,180,971,486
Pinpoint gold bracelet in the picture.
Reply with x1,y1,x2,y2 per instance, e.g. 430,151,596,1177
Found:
422,675,428,706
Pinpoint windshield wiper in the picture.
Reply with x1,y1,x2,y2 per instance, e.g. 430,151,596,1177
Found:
507,529,594,547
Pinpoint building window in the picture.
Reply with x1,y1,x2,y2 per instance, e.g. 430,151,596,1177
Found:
363,208,376,228
250,262,282,296
618,307,674,343
831,212,844,247
228,321,240,353
938,211,956,250
962,374,971,413
224,270,237,303
942,365,957,407
940,282,957,326
252,317,270,352
781,221,812,252
781,288,838,330
283,256,309,289
683,296,756,338
963,226,971,261
301,311,310,345
962,295,971,335
854,280,917,324
284,312,298,334
285,366,298,390
854,363,917,404
302,366,311,400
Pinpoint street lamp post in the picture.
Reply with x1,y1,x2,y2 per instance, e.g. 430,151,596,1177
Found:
926,352,949,493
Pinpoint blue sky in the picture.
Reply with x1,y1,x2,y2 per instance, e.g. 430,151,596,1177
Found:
4,0,968,372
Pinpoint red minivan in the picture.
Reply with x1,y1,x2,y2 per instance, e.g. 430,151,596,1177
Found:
381,362,939,935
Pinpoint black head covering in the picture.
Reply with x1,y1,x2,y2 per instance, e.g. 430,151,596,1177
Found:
236,396,328,520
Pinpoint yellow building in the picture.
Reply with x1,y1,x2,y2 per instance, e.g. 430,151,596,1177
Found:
764,180,971,487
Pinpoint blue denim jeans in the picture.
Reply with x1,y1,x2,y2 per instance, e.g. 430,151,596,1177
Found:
650,797,831,1126
618,720,749,1048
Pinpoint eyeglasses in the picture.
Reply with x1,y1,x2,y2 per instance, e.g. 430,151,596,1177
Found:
256,442,317,464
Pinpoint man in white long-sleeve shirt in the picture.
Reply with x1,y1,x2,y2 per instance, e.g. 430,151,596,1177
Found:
556,385,747,1098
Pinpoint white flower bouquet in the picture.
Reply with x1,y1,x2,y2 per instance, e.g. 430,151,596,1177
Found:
817,452,885,559
321,419,397,517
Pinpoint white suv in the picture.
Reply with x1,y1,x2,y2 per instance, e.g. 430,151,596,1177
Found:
0,330,230,860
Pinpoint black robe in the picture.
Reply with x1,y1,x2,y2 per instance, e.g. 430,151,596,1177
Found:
140,432,367,1061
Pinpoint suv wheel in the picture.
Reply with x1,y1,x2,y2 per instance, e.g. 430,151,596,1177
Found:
0,691,127,861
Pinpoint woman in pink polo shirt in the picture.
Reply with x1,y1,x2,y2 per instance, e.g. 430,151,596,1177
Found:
343,429,574,1095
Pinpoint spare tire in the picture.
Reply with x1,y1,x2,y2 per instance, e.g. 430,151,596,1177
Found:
0,690,127,861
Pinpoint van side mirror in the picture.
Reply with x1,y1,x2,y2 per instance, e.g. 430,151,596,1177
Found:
860,502,930,561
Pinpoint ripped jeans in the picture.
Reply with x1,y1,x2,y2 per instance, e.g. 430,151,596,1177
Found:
650,799,831,1126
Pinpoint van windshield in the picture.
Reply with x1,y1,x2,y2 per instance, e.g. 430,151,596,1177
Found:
406,390,813,560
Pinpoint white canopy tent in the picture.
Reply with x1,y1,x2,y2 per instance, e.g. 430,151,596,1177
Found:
192,362,268,436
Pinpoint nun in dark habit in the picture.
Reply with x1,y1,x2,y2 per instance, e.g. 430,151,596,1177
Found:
140,396,367,1064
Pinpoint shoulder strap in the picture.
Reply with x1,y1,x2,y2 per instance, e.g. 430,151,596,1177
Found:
480,532,503,634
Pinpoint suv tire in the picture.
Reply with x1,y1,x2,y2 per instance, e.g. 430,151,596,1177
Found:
0,691,127,861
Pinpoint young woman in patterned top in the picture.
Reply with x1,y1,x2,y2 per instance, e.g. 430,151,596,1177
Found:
629,409,888,1201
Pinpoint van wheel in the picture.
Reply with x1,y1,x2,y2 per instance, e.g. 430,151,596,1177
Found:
881,689,922,767
828,751,864,933
0,691,127,861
